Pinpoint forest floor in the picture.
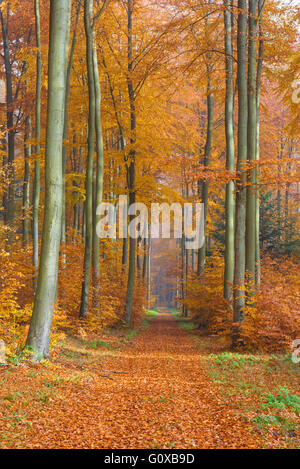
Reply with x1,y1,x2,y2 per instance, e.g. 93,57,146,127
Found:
0,310,299,449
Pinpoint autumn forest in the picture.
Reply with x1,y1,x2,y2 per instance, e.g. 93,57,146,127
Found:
0,0,299,451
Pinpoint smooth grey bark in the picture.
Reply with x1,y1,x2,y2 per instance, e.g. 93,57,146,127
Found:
23,115,31,245
26,0,71,361
92,43,104,304
245,0,258,292
284,146,291,245
82,200,86,240
185,241,189,317
181,227,186,316
255,0,264,286
142,236,147,279
125,0,136,326
197,62,214,275
181,184,187,316
61,0,80,246
33,0,42,291
80,0,96,318
192,248,196,272
125,168,136,326
137,236,142,274
147,227,151,308
185,183,189,317
233,0,248,326
72,131,82,233
277,137,283,239
80,0,107,317
224,0,235,302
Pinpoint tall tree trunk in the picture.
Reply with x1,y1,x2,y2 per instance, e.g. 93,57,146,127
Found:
192,248,196,272
119,140,128,269
33,0,42,291
61,0,80,247
181,234,186,316
92,43,104,306
181,184,187,316
185,243,189,317
80,0,107,317
80,0,96,318
142,236,147,279
184,183,189,316
277,137,284,239
255,0,264,286
26,0,71,361
245,0,258,294
137,236,142,273
233,0,248,328
1,5,15,229
23,115,31,245
197,62,214,275
125,0,136,326
72,131,82,234
147,227,151,308
284,143,292,245
224,0,235,302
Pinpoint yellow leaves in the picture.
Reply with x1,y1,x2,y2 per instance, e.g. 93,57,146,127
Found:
77,327,87,339
65,173,86,205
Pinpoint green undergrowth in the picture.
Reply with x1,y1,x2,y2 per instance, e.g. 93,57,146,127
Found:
177,322,300,449
145,309,158,317
173,314,197,331
207,352,300,448
89,339,110,349
171,310,181,317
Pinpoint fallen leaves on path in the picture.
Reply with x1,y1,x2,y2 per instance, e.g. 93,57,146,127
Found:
1,312,267,449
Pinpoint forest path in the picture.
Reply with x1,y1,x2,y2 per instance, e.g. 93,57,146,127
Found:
13,312,262,448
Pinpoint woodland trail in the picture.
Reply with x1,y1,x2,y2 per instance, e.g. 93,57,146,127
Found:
9,312,263,449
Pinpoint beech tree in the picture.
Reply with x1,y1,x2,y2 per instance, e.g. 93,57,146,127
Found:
32,0,41,291
26,0,71,360
245,0,258,295
124,0,137,326
233,0,248,329
79,0,106,318
223,0,235,302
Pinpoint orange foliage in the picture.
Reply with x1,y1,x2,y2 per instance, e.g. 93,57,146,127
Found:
241,256,300,351
184,250,300,352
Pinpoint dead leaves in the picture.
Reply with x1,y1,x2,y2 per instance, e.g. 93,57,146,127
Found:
0,313,271,449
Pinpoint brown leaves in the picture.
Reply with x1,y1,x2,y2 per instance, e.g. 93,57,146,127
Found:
0,313,265,449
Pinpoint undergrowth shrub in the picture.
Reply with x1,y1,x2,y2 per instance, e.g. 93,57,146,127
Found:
0,232,148,359
185,250,300,352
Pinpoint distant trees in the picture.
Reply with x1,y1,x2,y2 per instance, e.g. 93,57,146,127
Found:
0,1,28,231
